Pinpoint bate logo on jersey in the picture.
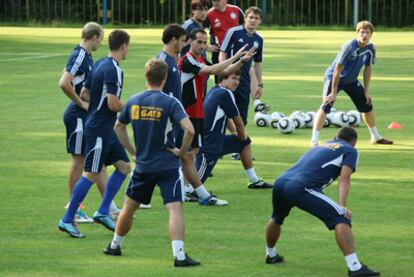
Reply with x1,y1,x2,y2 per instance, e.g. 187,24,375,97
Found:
131,105,163,121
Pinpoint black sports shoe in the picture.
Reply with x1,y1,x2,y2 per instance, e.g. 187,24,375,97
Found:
103,243,122,256
348,264,380,276
248,179,273,189
184,191,199,202
265,254,284,264
174,254,201,267
254,102,271,113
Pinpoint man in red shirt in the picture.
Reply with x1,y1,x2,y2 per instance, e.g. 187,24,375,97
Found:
178,28,256,205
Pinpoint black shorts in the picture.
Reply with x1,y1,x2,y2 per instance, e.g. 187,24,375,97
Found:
321,78,373,113
190,118,204,149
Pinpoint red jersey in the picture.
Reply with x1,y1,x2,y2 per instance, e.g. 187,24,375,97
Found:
178,52,208,119
207,4,244,46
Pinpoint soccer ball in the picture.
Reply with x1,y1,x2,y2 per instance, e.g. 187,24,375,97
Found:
290,111,306,119
254,112,271,127
277,117,295,134
324,109,336,127
347,110,361,127
270,112,285,129
290,114,306,129
332,111,350,127
305,111,316,128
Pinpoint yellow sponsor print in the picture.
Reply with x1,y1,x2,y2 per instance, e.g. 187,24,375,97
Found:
131,105,140,120
132,105,163,121
321,143,341,151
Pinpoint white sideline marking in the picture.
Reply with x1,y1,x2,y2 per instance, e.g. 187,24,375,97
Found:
0,53,66,62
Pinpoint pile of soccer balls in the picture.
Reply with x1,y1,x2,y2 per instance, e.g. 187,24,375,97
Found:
254,109,362,134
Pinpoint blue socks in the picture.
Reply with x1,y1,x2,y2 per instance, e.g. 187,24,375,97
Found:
97,170,126,215
62,176,93,223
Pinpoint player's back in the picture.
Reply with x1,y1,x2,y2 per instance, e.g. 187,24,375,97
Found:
85,56,123,137
157,51,181,101
279,140,358,189
124,90,187,173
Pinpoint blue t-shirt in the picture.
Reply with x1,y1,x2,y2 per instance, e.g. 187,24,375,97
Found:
220,26,263,87
201,85,239,157
156,51,181,101
180,18,207,59
279,140,358,190
64,45,94,117
325,39,376,85
84,56,123,137
118,90,188,173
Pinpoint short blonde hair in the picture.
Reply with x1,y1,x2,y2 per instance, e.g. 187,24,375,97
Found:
82,22,103,40
356,20,374,33
145,58,168,86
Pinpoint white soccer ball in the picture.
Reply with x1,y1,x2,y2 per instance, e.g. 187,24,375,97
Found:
270,112,285,129
305,111,316,128
332,111,350,127
277,117,295,134
289,111,306,119
254,112,271,127
324,110,336,127
290,115,306,129
347,110,361,127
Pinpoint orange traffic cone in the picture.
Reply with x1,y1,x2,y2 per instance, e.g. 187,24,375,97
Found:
387,122,401,129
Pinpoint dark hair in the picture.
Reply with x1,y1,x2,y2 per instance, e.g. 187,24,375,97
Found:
218,70,241,83
190,0,209,11
162,24,187,44
245,6,263,19
145,58,168,86
336,127,358,144
189,28,207,40
108,29,130,51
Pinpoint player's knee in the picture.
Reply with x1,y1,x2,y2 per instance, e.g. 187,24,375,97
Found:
117,162,131,175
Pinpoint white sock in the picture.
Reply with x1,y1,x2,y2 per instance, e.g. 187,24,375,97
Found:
254,99,262,108
266,246,277,258
246,168,260,183
110,233,125,249
368,126,382,141
172,240,185,260
345,253,362,271
311,129,320,144
195,185,210,199
110,201,119,212
183,183,194,194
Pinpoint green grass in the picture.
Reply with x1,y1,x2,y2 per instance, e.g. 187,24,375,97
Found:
0,27,413,276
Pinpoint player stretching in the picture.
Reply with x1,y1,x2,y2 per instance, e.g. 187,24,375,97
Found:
103,58,200,267
58,30,131,238
311,21,393,146
265,127,380,276
58,22,110,223
197,71,272,189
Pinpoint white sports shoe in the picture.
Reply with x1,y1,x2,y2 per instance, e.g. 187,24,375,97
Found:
199,195,228,206
139,203,152,209
74,209,94,223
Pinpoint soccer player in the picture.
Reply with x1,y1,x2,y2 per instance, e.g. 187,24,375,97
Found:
157,24,225,205
265,127,380,277
103,58,200,267
181,0,218,58
311,21,393,146
197,71,272,189
219,6,267,126
58,30,131,238
59,22,110,223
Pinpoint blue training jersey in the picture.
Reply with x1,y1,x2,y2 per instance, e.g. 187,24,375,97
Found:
325,39,376,85
220,26,263,87
180,18,207,58
279,140,358,190
118,90,188,173
156,51,181,101
84,56,124,137
64,45,94,117
202,85,240,156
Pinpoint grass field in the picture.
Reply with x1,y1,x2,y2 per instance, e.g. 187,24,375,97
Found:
0,27,413,277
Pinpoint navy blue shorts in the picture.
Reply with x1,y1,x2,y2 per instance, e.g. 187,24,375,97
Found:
125,168,184,205
64,111,87,155
321,78,373,113
235,86,251,126
271,178,351,230
196,135,251,183
84,135,129,173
